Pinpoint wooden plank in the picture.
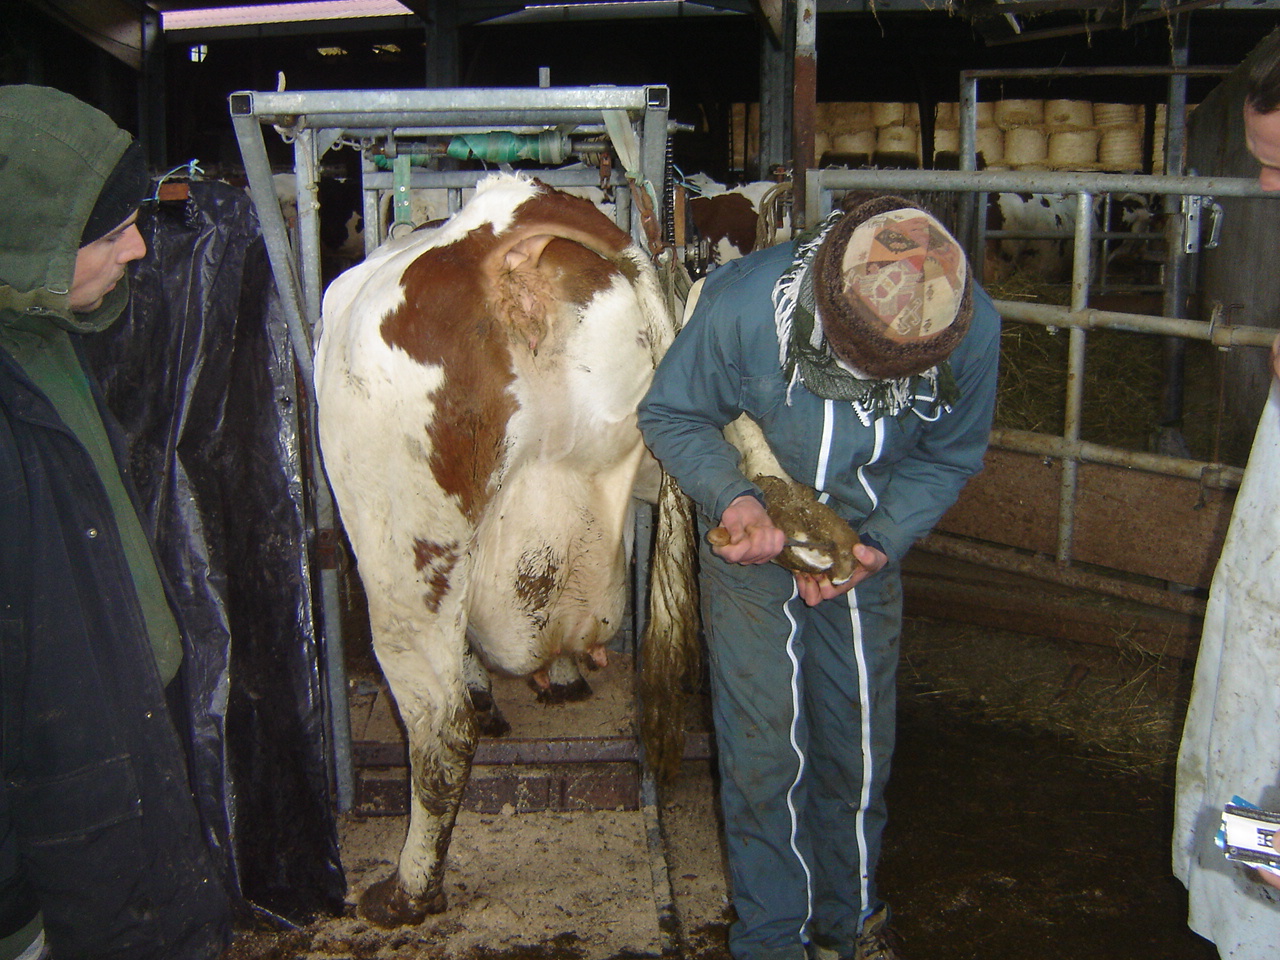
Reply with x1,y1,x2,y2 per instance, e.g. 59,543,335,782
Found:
902,553,1202,659
936,447,1234,589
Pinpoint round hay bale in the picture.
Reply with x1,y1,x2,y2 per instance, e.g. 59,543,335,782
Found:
1005,126,1048,166
1048,129,1099,169
933,127,960,155
832,130,877,155
975,101,996,126
871,101,906,127
1044,99,1094,131
935,102,960,129
1094,103,1138,127
876,125,917,155
814,131,832,163
823,101,873,133
1098,124,1142,171
975,126,1005,164
903,103,921,128
995,99,1044,129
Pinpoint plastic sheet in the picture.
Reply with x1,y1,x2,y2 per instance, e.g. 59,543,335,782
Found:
82,180,346,926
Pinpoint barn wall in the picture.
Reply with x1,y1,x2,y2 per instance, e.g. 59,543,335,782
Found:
1187,34,1280,464
936,449,1235,590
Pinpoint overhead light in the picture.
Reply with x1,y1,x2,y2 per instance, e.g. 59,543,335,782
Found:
161,1,414,32
317,45,349,56
482,2,743,24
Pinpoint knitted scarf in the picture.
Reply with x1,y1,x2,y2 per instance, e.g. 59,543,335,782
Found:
770,212,958,424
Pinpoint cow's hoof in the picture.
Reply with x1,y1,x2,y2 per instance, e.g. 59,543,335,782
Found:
531,676,593,704
357,874,446,927
468,689,512,737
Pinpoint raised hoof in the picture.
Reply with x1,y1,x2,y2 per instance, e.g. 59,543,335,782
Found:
531,675,593,704
357,873,447,927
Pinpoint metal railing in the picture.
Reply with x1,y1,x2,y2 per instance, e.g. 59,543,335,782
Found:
807,166,1278,586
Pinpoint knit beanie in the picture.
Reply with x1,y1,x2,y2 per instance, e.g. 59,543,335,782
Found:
813,193,972,380
80,138,149,246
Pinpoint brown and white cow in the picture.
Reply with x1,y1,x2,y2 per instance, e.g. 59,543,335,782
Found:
683,174,793,271
314,172,697,926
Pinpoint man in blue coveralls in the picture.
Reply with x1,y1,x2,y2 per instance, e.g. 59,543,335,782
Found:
639,192,1000,960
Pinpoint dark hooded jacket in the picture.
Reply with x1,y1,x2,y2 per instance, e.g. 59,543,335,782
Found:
0,86,230,960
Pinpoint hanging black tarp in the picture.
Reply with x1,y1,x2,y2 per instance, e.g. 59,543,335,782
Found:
82,179,346,926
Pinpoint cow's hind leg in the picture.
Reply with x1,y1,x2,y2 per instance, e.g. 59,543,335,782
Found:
530,654,594,704
463,643,511,737
359,678,477,926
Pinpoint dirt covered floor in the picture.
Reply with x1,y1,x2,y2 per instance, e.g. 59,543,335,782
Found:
229,615,1221,960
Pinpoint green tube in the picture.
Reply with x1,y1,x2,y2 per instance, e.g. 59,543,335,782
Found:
446,131,565,164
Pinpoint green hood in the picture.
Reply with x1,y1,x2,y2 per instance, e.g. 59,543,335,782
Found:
0,84,137,335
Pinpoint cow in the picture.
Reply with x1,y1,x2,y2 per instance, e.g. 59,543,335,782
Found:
682,174,793,272
983,191,1164,289
984,191,1077,285
314,172,698,926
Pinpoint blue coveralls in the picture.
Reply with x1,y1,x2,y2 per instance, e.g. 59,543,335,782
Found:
638,240,1000,960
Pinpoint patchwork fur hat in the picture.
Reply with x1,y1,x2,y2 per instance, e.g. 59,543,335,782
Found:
813,193,972,379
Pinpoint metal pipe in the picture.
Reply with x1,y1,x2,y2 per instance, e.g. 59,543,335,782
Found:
229,85,669,131
228,113,313,385
915,532,1207,618
958,74,981,259
791,0,816,231
1161,24,1192,439
994,299,1276,349
293,130,323,338
1054,191,1093,564
811,167,1279,200
961,65,1230,80
990,428,1244,489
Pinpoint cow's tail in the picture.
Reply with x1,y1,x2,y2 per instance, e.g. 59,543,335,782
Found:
636,249,701,783
639,468,700,782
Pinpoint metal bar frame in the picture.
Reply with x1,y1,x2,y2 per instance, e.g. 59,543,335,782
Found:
807,165,1278,574
954,65,1231,278
230,85,672,813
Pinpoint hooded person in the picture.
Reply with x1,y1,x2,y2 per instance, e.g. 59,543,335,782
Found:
638,193,1000,960
0,85,230,960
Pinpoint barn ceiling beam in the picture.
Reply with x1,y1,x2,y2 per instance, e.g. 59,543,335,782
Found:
23,0,146,70
470,1,752,24
971,0,1261,45
754,0,786,42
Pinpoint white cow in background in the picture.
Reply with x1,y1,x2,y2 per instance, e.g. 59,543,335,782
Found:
983,191,1161,287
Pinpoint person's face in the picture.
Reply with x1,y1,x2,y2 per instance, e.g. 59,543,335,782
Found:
69,211,146,313
1244,104,1280,192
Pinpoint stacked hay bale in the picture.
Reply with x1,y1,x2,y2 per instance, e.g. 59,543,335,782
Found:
1094,103,1143,173
734,99,1190,174
816,101,875,165
1045,100,1099,170
814,101,919,166
932,101,1005,169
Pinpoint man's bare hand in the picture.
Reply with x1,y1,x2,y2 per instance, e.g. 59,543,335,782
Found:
710,494,786,565
793,542,888,606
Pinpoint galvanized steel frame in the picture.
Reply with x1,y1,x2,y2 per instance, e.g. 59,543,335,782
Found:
806,165,1278,577
230,85,673,812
